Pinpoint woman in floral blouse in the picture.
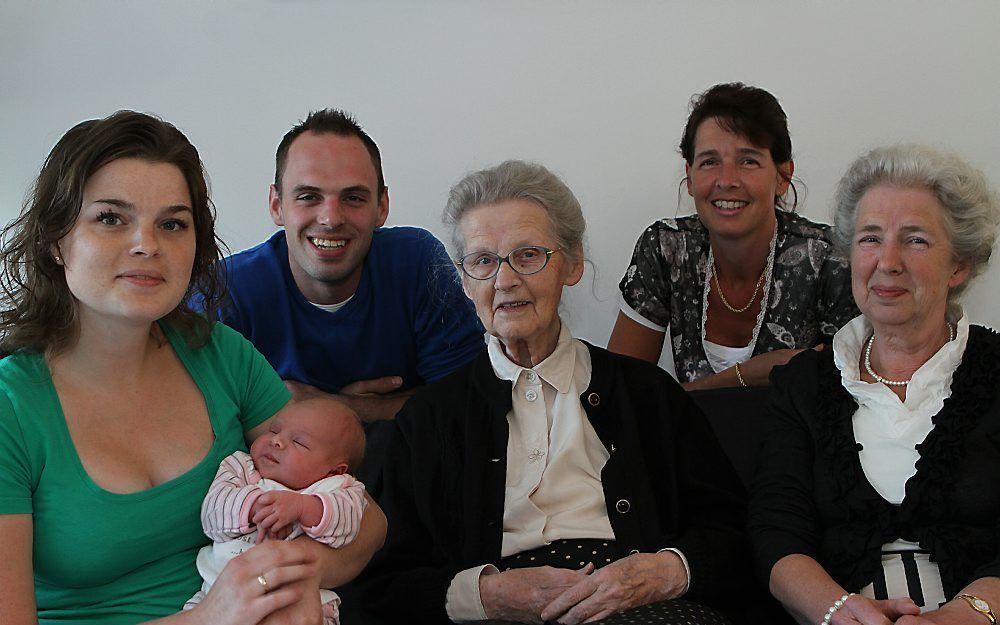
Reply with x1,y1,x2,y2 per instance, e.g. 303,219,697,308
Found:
609,83,857,388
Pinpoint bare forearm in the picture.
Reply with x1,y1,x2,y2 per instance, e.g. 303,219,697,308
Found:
2,515,38,625
681,366,742,391
145,611,200,624
310,498,386,588
769,554,849,625
284,378,415,422
683,348,816,390
338,391,414,423
607,311,664,364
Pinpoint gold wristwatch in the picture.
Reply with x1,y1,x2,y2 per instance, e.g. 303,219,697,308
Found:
957,594,997,624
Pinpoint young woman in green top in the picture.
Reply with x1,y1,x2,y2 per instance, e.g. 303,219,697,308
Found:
0,111,385,625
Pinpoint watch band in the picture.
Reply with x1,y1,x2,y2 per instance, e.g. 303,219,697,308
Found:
957,594,997,624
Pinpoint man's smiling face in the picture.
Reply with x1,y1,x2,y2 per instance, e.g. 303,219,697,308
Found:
269,131,388,305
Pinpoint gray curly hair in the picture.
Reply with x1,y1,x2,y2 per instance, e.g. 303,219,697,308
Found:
833,144,1000,312
442,160,586,263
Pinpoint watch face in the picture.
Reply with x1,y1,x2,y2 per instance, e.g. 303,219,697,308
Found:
974,598,991,612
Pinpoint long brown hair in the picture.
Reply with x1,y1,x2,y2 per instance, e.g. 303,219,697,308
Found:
0,110,227,357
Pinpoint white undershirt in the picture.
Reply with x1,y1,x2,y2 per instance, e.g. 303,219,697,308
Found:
445,321,689,621
309,294,354,313
618,280,758,376
702,339,753,373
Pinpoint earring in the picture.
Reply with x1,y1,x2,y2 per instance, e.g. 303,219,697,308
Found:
53,255,61,263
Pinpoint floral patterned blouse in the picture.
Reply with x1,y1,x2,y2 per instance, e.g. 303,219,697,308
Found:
619,210,858,383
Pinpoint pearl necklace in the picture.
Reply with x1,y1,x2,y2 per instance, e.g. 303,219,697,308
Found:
712,259,767,314
864,323,955,387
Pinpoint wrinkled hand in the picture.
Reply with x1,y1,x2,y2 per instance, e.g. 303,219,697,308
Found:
541,552,687,624
829,595,920,624
480,565,594,624
340,376,403,396
192,539,319,625
252,492,313,542
740,345,824,386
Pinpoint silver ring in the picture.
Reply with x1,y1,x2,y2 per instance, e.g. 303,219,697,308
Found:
257,573,270,593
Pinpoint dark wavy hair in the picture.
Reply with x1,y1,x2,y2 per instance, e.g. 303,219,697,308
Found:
679,82,797,210
0,110,226,357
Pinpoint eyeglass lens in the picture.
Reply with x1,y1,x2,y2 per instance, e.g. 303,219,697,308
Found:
462,246,550,279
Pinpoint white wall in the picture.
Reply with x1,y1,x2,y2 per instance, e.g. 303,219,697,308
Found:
3,1,999,349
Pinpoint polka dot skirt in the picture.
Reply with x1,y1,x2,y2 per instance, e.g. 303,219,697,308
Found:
590,599,731,625
499,538,622,570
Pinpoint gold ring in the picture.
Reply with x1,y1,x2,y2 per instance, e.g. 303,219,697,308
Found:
257,573,269,592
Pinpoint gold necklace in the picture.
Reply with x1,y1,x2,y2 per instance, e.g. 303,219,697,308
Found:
712,260,767,314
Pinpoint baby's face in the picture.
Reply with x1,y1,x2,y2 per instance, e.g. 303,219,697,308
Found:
250,402,354,490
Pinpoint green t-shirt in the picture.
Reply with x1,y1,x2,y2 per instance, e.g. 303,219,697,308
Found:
0,322,291,624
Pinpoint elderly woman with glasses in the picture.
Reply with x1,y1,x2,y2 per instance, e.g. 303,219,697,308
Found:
359,161,748,625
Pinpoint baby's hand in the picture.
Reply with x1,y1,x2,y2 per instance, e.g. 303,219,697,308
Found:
251,492,322,541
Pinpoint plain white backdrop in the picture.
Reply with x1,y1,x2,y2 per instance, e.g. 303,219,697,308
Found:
3,1,999,355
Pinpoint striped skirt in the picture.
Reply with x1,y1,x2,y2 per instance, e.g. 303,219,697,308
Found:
859,548,946,609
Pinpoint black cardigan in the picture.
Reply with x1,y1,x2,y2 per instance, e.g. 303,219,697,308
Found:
359,342,750,623
750,325,1000,598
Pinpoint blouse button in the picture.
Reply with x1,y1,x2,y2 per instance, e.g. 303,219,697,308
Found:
525,389,538,402
526,371,538,382
615,499,630,514
587,392,600,406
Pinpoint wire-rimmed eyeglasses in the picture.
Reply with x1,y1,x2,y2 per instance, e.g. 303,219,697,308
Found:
455,246,562,280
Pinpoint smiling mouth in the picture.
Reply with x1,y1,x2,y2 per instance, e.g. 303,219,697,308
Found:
309,237,347,249
712,200,749,210
872,287,907,297
496,301,529,311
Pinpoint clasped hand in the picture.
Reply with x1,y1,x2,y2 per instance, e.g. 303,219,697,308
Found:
481,552,686,625
826,595,935,624
541,552,687,624
740,345,825,386
251,491,323,542
283,376,402,401
480,564,594,624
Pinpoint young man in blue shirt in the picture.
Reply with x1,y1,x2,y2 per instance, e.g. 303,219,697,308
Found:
220,109,484,423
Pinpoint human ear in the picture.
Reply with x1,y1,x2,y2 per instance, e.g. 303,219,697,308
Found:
776,160,795,194
329,462,349,476
268,184,284,227
375,187,389,228
949,259,972,289
460,272,475,300
562,243,585,287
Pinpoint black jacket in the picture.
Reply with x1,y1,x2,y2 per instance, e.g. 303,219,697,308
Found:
750,325,1000,598
359,342,750,623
